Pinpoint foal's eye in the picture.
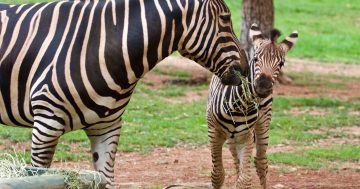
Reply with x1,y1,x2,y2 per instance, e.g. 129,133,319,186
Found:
279,61,284,67
219,14,231,22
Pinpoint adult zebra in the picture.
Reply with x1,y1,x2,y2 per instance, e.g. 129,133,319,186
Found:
0,0,247,187
207,24,298,189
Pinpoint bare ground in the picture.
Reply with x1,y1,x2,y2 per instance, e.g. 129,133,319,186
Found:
112,57,360,188
51,145,360,189
3,57,360,188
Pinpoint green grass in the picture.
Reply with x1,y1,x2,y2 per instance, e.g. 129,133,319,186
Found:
288,72,349,90
270,96,360,144
120,83,209,152
268,145,360,169
225,0,360,64
0,0,359,168
151,68,192,79
0,126,31,142
1,0,359,64
1,85,358,154
5,148,89,164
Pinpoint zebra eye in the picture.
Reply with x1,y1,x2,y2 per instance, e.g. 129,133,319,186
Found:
253,57,258,62
279,61,284,67
219,14,231,21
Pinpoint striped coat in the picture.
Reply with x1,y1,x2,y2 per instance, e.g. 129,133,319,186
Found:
0,0,247,187
207,24,298,189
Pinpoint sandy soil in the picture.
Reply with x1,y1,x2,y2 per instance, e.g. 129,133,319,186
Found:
112,57,360,189
3,56,360,188
52,144,360,189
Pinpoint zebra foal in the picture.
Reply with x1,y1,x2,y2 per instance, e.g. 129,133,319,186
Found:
207,24,298,189
0,0,248,187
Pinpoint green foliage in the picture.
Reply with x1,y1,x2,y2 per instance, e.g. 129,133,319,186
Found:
268,145,360,168
120,85,208,151
152,68,192,79
272,96,349,110
0,126,31,142
274,0,360,63
1,83,359,154
225,0,360,64
1,0,359,64
270,96,359,144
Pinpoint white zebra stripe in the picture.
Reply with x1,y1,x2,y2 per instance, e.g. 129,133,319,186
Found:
11,3,53,125
28,1,65,96
122,0,137,84
64,0,101,124
153,0,166,61
1,3,40,125
79,0,117,111
48,0,83,129
139,0,149,74
110,0,117,26
0,11,9,49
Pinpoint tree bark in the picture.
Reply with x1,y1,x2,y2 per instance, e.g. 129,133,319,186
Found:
240,0,292,84
240,0,274,57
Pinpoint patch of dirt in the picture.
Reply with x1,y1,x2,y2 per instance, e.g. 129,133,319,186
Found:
284,58,360,78
143,56,211,89
0,139,31,152
4,57,360,188
50,145,360,189
287,107,331,116
146,56,360,101
309,126,360,137
142,72,171,88
166,90,209,104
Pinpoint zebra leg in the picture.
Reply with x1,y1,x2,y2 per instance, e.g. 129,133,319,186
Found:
254,122,270,189
228,141,240,178
228,132,254,189
208,124,226,189
31,118,64,168
85,120,122,189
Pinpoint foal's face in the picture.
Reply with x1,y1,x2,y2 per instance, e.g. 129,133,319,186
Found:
249,24,298,98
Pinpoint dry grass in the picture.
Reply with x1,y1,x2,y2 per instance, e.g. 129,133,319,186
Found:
0,153,103,189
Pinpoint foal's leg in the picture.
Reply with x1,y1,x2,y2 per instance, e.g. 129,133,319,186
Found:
253,103,273,189
228,132,254,189
254,121,270,189
208,124,227,189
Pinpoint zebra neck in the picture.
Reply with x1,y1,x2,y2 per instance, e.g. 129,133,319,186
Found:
108,0,189,85
221,81,257,115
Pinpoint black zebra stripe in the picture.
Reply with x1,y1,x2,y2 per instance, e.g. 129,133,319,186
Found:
0,0,246,187
207,24,298,188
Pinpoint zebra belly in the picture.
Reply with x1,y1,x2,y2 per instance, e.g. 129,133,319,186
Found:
29,82,134,132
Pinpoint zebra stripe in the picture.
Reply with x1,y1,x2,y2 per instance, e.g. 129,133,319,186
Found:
207,24,298,189
0,0,245,187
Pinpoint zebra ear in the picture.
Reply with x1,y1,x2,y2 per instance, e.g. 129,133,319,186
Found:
249,23,264,46
280,31,298,52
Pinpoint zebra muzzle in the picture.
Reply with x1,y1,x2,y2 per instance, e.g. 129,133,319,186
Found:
254,75,273,98
220,63,243,86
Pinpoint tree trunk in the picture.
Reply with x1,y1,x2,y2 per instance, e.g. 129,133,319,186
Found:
240,0,292,84
240,0,274,57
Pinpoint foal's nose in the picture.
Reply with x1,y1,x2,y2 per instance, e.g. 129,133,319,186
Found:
257,74,273,89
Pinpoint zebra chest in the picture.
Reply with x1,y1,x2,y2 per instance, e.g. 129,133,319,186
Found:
211,100,260,137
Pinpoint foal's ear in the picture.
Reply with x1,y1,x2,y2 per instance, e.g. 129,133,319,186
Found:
270,29,281,43
249,23,264,46
280,31,298,52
